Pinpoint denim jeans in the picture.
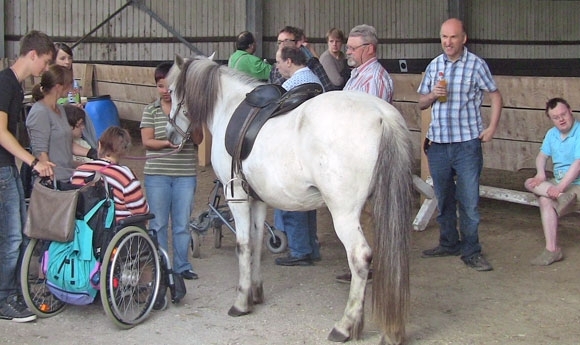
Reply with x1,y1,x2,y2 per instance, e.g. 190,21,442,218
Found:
145,175,196,273
426,138,483,259
274,209,319,259
0,166,27,300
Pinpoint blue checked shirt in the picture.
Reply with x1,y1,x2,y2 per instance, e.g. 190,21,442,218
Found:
281,67,322,91
270,47,334,91
418,48,498,143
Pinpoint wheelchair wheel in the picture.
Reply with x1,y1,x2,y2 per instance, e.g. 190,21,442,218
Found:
214,226,222,248
20,238,66,317
100,226,160,329
190,229,201,258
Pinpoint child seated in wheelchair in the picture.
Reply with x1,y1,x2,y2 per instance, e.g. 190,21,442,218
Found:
70,126,185,309
70,126,149,221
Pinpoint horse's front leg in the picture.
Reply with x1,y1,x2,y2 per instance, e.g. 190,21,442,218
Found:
328,214,372,342
227,201,254,317
249,200,267,305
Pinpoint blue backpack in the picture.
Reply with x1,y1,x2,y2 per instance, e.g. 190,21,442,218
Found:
44,197,114,305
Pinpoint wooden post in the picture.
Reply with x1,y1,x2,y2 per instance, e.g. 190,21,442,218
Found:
82,64,95,97
198,125,212,166
420,107,431,186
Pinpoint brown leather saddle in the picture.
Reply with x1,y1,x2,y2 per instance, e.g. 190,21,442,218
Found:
225,83,323,162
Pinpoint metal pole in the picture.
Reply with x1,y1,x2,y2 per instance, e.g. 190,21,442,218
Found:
132,0,204,55
71,0,134,49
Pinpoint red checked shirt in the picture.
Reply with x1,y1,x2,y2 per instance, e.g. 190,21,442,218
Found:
343,57,393,103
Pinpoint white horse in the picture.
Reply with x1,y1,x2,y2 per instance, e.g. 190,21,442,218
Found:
167,55,413,345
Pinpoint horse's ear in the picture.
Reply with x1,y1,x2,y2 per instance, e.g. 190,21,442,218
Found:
208,52,216,61
175,54,185,68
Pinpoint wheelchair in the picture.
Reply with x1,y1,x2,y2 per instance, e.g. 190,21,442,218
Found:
189,179,288,258
20,177,184,329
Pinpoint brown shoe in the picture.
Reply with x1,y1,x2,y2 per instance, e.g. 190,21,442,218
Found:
530,248,563,266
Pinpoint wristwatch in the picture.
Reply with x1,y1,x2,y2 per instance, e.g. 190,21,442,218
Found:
30,157,39,169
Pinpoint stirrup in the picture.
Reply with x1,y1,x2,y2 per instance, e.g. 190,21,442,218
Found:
224,177,249,203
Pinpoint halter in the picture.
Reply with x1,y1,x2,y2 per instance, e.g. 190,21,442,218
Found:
167,99,192,141
124,98,192,161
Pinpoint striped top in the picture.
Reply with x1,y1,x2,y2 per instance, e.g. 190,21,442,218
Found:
417,47,498,143
71,160,149,221
343,57,393,103
140,100,198,176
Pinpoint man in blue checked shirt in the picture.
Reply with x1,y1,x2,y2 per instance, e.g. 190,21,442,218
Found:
417,18,503,272
272,45,322,267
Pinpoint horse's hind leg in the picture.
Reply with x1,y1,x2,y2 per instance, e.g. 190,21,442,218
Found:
249,200,267,305
227,201,254,317
328,213,372,342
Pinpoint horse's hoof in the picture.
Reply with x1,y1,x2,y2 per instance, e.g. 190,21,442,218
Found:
380,335,402,345
227,306,251,317
327,328,350,342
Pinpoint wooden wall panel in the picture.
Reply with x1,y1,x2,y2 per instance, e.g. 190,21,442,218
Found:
484,76,580,111
467,0,580,59
3,1,579,68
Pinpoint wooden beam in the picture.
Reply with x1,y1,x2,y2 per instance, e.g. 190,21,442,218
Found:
95,82,156,105
246,0,264,57
93,64,155,85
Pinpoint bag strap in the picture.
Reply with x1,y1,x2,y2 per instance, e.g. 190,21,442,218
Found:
83,198,107,222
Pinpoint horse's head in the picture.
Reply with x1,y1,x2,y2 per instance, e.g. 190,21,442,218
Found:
166,54,220,145
165,55,189,145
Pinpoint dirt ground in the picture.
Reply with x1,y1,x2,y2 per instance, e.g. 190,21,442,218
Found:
3,134,580,345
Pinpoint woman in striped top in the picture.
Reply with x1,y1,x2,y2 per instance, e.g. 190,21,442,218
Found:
71,126,149,221
140,62,203,281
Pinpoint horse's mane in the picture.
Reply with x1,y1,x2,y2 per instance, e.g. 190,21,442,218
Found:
173,57,264,128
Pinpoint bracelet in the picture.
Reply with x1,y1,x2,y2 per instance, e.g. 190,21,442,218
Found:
30,158,39,169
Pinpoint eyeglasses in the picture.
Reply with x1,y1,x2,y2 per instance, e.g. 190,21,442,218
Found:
277,39,296,45
346,43,370,51
549,114,568,122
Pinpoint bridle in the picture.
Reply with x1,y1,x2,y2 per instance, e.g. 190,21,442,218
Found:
167,99,192,141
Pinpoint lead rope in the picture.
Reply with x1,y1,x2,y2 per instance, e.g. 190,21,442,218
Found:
123,139,187,161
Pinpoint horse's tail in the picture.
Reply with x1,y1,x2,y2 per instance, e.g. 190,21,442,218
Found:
371,117,413,344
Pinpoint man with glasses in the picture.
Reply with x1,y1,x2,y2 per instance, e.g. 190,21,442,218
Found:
343,24,393,103
335,24,393,283
269,26,334,91
524,98,580,266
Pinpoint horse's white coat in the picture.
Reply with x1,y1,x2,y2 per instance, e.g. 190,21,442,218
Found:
167,57,412,345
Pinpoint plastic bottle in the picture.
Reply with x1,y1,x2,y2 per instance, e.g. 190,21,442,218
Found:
437,71,447,103
68,80,81,104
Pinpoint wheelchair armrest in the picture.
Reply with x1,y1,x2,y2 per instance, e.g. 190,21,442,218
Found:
117,213,155,227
